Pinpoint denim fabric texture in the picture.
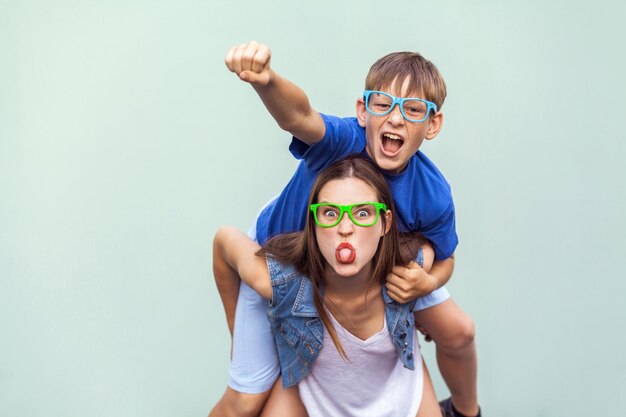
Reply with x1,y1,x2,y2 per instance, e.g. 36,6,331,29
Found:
266,250,423,388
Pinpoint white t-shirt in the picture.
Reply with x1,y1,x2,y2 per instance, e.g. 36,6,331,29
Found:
298,310,423,417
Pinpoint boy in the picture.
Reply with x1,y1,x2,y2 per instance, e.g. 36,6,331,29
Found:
210,41,480,417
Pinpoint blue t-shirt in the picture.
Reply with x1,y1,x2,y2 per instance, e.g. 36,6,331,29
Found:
255,114,458,260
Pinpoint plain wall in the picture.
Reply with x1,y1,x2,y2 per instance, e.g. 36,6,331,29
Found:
2,1,625,416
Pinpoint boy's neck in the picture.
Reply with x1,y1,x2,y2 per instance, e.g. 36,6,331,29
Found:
363,148,410,176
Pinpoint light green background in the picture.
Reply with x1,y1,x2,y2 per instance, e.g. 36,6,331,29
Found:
2,1,625,416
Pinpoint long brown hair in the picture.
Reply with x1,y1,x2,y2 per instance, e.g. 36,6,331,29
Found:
259,156,423,359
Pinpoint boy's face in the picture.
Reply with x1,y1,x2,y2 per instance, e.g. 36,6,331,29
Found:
356,76,443,174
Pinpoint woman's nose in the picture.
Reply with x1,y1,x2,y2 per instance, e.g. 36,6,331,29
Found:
337,213,354,235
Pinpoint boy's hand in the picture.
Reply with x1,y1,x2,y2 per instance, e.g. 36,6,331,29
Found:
385,261,437,304
225,41,272,87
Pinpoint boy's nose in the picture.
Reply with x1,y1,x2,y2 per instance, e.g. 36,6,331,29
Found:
388,104,405,125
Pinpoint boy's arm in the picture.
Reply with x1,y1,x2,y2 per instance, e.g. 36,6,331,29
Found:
385,254,454,304
213,226,272,336
225,41,325,145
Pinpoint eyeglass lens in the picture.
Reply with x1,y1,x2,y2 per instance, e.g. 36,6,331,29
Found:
367,92,429,122
314,204,379,227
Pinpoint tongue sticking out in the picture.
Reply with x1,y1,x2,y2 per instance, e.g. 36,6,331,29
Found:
382,136,403,154
335,243,356,264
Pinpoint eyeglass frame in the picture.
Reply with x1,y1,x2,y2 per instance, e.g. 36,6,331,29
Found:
309,202,388,228
363,90,438,123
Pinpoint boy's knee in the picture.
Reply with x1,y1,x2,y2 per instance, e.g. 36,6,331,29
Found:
214,388,268,417
439,313,475,352
232,391,268,417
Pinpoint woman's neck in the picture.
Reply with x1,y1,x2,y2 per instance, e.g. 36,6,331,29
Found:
322,263,385,340
323,263,379,301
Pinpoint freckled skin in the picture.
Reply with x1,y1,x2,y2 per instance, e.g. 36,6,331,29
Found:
356,76,442,174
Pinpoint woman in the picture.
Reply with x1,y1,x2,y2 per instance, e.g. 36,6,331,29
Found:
213,156,442,416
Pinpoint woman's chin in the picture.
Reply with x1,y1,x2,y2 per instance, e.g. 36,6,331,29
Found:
329,263,362,279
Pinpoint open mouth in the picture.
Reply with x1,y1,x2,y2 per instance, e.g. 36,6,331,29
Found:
335,242,356,264
381,133,404,155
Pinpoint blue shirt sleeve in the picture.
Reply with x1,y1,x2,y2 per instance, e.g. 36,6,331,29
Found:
420,200,458,260
289,114,366,172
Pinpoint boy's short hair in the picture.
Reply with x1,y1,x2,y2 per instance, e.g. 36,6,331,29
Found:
365,52,447,110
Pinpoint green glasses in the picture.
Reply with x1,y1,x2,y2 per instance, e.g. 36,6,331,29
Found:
310,202,387,228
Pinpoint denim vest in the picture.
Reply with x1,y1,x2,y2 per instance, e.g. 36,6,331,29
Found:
266,250,423,388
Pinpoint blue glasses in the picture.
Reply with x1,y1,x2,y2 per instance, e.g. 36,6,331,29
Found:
363,90,437,123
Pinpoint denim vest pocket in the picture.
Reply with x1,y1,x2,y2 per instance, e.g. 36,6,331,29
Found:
272,316,322,387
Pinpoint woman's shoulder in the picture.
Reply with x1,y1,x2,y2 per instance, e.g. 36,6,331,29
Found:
265,256,305,286
266,256,318,319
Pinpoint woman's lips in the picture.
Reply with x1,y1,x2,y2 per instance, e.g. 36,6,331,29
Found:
335,242,356,264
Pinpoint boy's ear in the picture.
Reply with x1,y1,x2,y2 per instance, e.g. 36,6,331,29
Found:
381,210,392,236
356,98,367,127
425,111,444,141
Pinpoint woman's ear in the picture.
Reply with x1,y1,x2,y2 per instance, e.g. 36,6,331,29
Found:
381,210,392,236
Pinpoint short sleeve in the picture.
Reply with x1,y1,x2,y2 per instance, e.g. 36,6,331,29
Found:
288,114,366,172
420,201,458,260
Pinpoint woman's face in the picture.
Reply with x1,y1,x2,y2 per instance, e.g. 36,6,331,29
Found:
314,177,391,279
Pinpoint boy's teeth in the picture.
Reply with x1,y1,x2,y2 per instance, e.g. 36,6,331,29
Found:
383,133,401,140
382,133,403,153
